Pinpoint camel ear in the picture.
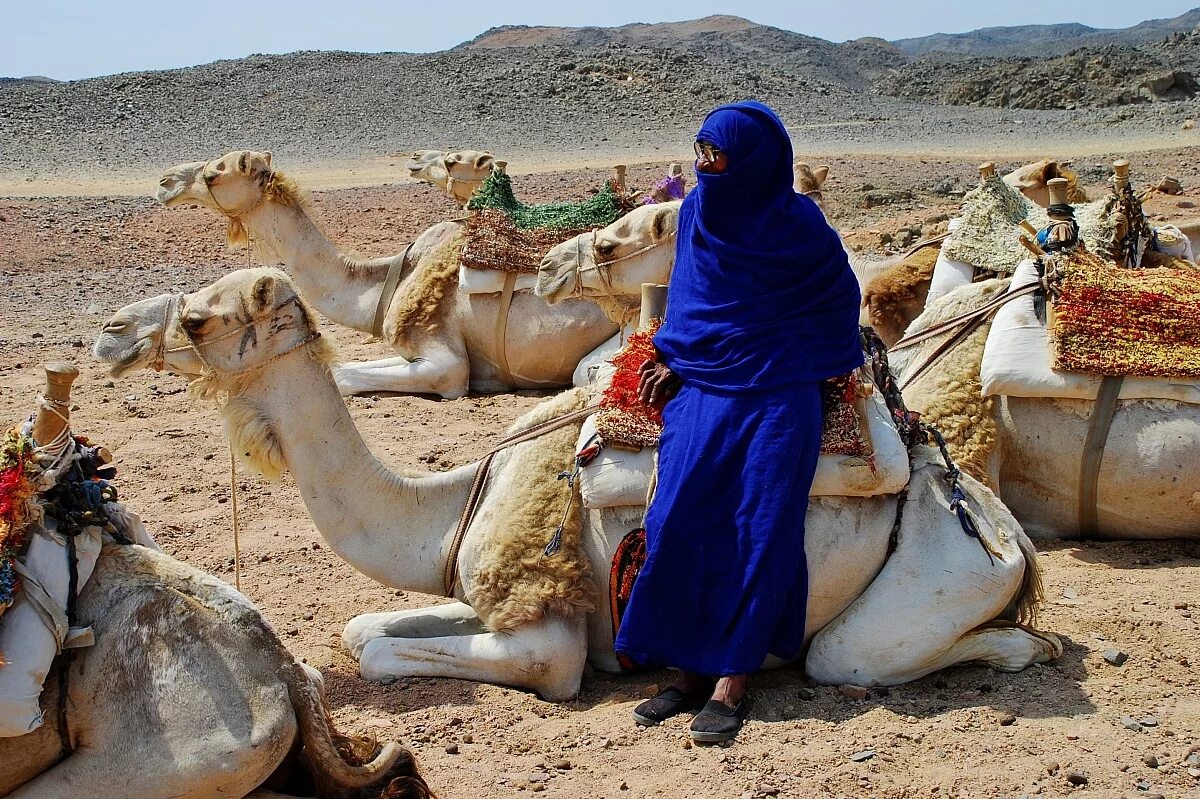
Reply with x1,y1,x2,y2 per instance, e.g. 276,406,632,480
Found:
261,151,272,168
813,165,830,186
475,154,493,169
237,151,251,174
1042,161,1060,182
251,274,277,311
652,207,674,241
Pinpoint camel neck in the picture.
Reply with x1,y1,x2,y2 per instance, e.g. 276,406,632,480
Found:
237,352,472,595
243,202,397,333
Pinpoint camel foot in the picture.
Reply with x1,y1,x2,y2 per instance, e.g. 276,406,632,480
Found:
954,622,1063,672
342,603,484,658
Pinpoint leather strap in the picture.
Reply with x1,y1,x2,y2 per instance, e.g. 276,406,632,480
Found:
493,271,518,386
897,310,990,391
1078,376,1123,537
442,402,601,596
372,244,413,339
891,281,1039,353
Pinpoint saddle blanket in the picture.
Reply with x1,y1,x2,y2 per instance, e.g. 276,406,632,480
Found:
981,260,1200,403
577,375,912,508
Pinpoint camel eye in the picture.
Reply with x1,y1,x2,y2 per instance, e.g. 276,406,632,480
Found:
595,242,616,257
181,313,207,334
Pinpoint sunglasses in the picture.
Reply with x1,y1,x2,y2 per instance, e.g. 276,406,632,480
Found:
694,140,723,162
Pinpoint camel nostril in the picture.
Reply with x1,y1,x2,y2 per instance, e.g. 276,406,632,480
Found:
102,319,129,334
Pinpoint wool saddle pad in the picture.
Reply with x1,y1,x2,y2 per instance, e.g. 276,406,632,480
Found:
1051,249,1200,379
593,320,869,455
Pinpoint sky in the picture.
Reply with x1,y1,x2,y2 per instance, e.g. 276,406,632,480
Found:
4,0,1197,81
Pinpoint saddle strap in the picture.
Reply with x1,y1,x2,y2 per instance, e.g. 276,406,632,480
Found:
1078,376,1123,537
900,231,951,260
890,281,1039,353
897,310,990,391
493,271,518,386
372,244,414,339
442,402,602,596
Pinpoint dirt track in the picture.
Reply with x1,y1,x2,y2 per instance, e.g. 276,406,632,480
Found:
2,153,1199,798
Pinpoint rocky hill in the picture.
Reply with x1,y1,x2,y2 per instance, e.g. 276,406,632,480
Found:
892,8,1200,57
1,14,1199,183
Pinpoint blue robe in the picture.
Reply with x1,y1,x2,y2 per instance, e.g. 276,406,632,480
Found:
614,101,862,675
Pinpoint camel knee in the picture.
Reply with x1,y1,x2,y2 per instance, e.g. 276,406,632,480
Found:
965,624,1063,672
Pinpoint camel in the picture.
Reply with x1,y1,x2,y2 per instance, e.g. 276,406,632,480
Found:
157,150,617,399
862,160,1092,345
883,280,1200,541
1,371,428,799
792,160,830,213
406,150,496,207
95,266,1059,701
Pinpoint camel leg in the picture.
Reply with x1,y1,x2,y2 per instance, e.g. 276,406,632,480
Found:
357,614,588,701
331,346,469,399
342,602,486,658
806,458,1060,686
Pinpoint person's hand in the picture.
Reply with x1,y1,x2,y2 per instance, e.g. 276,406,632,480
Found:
637,358,682,409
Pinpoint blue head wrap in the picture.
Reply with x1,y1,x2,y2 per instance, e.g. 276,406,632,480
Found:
653,101,864,391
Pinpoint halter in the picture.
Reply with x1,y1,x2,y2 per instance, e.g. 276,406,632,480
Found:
568,228,678,331
159,293,320,381
201,157,275,221
440,152,485,204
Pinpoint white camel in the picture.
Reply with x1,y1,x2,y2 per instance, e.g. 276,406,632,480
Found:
885,280,1200,541
94,267,1059,702
156,150,617,399
406,149,496,207
0,386,426,799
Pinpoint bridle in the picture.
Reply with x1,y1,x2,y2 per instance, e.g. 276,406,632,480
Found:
569,229,676,329
151,292,320,380
201,157,275,221
440,153,485,204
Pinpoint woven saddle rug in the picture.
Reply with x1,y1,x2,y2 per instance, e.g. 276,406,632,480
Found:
942,176,1121,275
593,320,869,455
461,171,632,274
0,429,36,663
1051,249,1200,378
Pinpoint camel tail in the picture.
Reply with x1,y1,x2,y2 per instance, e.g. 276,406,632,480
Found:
285,663,435,799
1011,530,1045,628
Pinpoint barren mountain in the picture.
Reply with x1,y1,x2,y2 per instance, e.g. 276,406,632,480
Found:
893,8,1200,57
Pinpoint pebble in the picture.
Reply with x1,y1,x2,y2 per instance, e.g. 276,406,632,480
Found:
999,714,1017,726
528,772,550,783
553,758,571,770
838,684,869,700
1065,770,1088,786
1045,761,1060,775
796,686,816,700
1140,716,1159,728
1143,753,1159,768
849,749,875,762
445,743,459,754
1122,715,1144,731
462,734,473,744
1103,649,1129,666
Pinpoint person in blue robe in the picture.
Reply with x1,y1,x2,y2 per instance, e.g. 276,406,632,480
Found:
613,101,864,743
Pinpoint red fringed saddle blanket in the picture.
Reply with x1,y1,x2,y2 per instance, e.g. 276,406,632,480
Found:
0,430,37,667
609,528,647,671
593,320,869,455
1051,249,1200,378
460,210,591,274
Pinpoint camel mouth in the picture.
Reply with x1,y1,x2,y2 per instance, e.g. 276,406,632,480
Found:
534,261,576,304
156,161,207,206
93,334,153,377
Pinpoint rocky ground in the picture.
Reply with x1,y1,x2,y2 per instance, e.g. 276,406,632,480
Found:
2,150,1199,798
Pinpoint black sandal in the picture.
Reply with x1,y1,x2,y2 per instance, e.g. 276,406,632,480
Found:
689,698,750,743
631,684,712,726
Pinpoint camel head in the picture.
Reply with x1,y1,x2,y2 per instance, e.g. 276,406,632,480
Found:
94,268,331,390
536,201,680,309
157,150,303,247
793,161,830,212
1003,160,1088,207
406,149,496,205
93,293,205,378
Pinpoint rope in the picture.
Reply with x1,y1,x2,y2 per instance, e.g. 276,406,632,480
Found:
229,447,242,591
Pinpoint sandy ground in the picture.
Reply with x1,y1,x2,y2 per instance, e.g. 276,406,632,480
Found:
2,151,1199,799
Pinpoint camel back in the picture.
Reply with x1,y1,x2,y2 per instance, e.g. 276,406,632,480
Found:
462,170,634,274
942,177,1122,274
